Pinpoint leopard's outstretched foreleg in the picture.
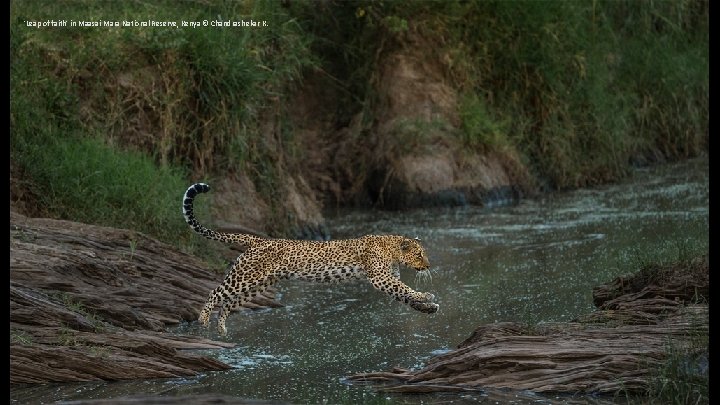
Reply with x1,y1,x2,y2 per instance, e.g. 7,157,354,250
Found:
365,256,439,314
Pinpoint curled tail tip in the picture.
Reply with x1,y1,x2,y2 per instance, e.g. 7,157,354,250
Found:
191,182,210,192
185,183,210,198
183,183,211,219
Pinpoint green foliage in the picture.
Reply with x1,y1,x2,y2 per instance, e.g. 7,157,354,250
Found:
10,0,709,244
459,93,510,150
361,0,707,188
11,0,315,175
10,329,34,345
57,325,78,346
10,40,216,252
53,292,106,332
287,1,381,123
622,237,709,276
10,0,316,243
11,118,196,247
611,1,709,162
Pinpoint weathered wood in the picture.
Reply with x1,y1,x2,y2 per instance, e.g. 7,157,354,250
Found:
348,256,709,395
592,257,708,308
56,394,287,404
10,211,282,385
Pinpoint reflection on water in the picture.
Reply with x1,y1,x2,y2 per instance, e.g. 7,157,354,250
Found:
11,158,708,404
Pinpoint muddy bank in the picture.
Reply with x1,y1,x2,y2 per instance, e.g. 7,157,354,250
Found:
283,30,534,216
348,255,708,396
10,211,281,385
361,40,534,210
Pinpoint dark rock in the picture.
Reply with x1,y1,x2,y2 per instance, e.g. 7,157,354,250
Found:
10,211,282,385
368,150,528,210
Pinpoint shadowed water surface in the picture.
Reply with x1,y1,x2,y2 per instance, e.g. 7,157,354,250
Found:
11,157,708,404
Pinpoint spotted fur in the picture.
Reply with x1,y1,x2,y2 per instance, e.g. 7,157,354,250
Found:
183,183,439,335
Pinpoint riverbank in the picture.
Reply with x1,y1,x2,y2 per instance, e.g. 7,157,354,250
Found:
348,254,709,402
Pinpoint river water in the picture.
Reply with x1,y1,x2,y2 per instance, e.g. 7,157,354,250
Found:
11,157,708,404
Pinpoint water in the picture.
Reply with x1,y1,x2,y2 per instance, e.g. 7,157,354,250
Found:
11,157,709,404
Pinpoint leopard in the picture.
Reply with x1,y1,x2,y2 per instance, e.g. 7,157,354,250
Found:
182,182,440,335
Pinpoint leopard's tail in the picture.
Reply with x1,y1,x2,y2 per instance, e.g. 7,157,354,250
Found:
182,183,257,246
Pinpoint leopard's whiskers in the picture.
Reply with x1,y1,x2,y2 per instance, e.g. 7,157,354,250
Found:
415,268,433,286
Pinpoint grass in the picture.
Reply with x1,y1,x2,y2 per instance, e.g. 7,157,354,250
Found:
616,244,709,403
623,237,709,281
459,93,511,151
647,329,709,404
57,325,78,346
11,0,314,174
342,0,708,189
10,0,708,244
11,0,316,243
10,329,34,346
53,292,106,332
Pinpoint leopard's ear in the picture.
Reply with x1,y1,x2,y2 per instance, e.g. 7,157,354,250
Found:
400,239,412,252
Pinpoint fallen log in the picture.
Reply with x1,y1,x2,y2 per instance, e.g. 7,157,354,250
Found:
10,211,281,384
56,394,286,405
348,255,708,396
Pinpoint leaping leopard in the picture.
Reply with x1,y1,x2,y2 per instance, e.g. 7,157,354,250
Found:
183,183,439,335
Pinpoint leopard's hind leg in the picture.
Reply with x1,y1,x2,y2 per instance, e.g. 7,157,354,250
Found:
198,255,247,329
216,277,277,335
198,284,230,328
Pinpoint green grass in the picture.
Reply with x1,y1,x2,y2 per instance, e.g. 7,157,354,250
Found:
646,313,709,404
10,0,316,242
10,329,34,346
11,0,314,174
14,132,189,241
622,236,709,277
459,93,511,151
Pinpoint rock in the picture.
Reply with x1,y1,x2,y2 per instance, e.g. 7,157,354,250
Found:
369,148,527,209
10,211,282,385
347,256,709,395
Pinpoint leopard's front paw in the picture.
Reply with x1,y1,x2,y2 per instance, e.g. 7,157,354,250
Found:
410,300,439,314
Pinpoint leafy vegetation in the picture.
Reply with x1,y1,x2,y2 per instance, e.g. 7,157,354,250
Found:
11,0,314,243
341,0,708,189
10,0,708,243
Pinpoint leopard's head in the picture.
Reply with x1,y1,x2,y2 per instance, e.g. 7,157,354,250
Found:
399,237,430,271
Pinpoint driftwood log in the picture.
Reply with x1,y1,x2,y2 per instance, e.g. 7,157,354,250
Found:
56,394,285,405
10,211,281,385
348,256,709,395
